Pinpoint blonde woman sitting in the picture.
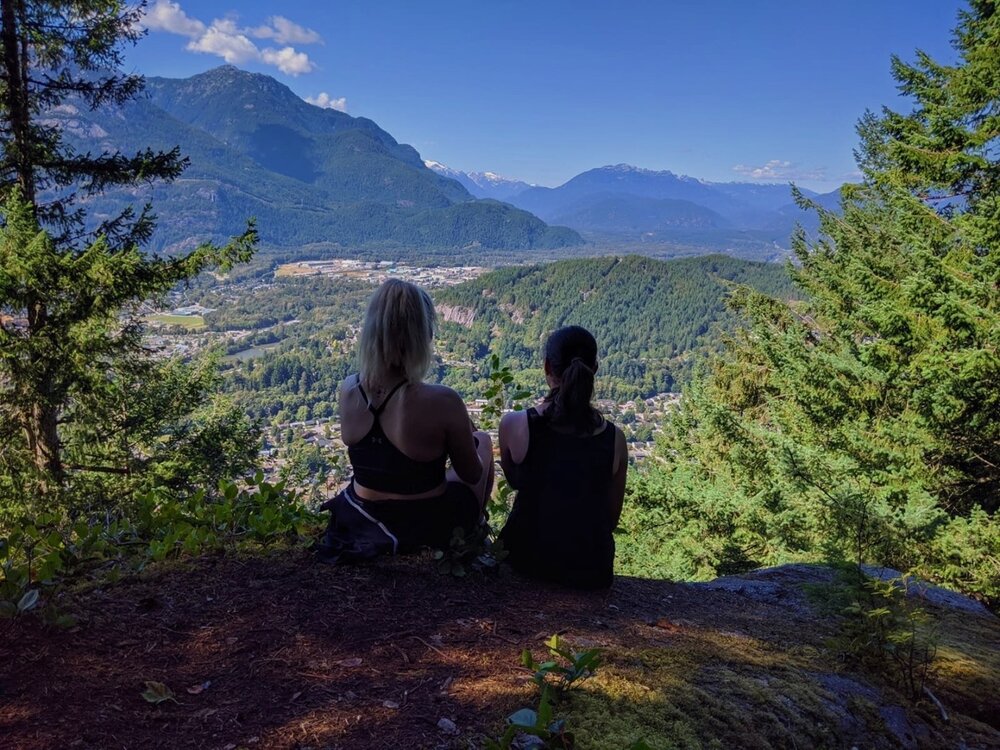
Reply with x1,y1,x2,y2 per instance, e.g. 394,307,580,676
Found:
317,279,493,562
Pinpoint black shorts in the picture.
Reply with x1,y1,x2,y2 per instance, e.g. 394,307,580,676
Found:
360,481,480,552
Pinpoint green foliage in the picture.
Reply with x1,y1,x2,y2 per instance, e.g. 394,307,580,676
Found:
135,474,320,562
278,438,348,502
0,474,321,621
432,524,507,578
480,352,533,527
833,573,938,699
479,353,534,431
626,4,1000,604
0,2,259,516
430,353,526,579
435,254,798,401
521,635,602,693
484,686,577,750
486,635,603,750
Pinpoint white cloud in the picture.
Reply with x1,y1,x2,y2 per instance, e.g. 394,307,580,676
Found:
143,0,205,37
252,16,322,45
208,17,242,36
143,2,320,77
186,25,259,64
732,159,825,181
261,46,315,76
305,92,347,112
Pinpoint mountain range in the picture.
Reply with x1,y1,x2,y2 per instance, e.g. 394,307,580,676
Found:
48,63,842,259
52,66,582,253
428,162,843,253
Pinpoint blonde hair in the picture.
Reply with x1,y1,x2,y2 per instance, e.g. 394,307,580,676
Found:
358,279,437,386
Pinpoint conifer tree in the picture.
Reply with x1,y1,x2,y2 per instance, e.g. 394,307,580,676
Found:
639,1,999,601
0,1,256,501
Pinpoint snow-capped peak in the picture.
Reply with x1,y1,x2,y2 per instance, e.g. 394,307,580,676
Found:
424,160,535,199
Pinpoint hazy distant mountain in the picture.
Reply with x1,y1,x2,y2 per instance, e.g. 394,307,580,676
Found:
52,66,582,253
504,163,828,243
549,193,731,233
765,187,844,237
424,161,533,201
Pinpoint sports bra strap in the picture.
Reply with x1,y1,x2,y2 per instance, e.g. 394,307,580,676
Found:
357,377,408,417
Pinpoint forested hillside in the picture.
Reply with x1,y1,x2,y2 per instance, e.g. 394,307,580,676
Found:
434,255,797,399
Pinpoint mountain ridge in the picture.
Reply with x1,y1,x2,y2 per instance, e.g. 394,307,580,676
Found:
425,161,841,249
52,65,583,253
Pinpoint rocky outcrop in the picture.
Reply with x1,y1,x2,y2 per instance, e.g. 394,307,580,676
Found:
438,304,475,327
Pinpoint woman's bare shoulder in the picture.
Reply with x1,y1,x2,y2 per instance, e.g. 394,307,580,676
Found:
417,383,465,404
339,373,360,397
499,409,530,441
411,382,467,408
500,409,530,427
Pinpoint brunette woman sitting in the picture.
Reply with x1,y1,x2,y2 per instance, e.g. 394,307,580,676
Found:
498,326,628,589
316,279,493,562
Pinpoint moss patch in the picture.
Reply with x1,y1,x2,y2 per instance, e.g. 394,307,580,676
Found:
555,634,886,750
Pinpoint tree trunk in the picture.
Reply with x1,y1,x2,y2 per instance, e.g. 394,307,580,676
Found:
4,0,60,485
28,398,63,483
24,296,64,485
1,0,36,204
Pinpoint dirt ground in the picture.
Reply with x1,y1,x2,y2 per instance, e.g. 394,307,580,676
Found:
2,552,998,750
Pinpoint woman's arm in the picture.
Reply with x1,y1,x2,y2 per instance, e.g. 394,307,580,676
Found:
442,389,484,484
609,426,628,527
498,410,529,489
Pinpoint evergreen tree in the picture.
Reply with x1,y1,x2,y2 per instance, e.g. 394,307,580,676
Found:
635,2,1000,602
0,1,256,507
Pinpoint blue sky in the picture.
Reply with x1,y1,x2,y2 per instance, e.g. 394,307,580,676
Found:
130,1,965,191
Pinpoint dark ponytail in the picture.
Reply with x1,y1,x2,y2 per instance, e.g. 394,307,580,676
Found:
543,326,602,434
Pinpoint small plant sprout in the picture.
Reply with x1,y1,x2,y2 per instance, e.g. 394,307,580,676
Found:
521,634,602,692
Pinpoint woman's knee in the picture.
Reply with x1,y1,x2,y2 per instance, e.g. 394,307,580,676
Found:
474,430,493,455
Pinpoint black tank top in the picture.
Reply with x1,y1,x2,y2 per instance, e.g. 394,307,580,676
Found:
499,407,617,589
347,377,447,494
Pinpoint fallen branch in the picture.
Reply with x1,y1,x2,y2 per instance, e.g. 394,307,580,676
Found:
923,686,949,723
411,635,449,659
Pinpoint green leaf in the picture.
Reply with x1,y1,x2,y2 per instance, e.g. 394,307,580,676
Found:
0,601,17,618
17,589,39,613
537,686,553,726
507,708,538,728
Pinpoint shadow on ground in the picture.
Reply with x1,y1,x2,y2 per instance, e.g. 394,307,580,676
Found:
1,553,998,749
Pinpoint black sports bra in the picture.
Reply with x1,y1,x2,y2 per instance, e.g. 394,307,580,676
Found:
347,376,447,494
